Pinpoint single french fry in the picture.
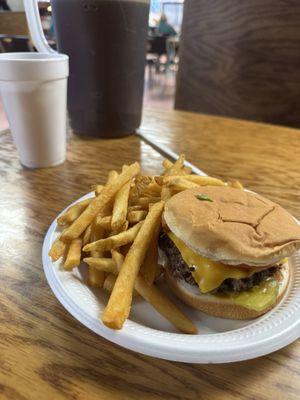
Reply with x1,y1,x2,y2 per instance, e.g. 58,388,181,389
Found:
61,162,140,241
162,158,192,175
63,238,82,270
107,170,118,182
111,249,124,271
83,220,144,252
228,180,244,190
97,215,112,230
84,257,118,274
164,154,185,176
111,181,131,232
103,272,140,297
111,250,141,298
99,171,119,217
82,224,92,246
48,238,68,261
161,185,172,201
127,210,147,224
165,175,225,187
140,220,160,285
103,273,117,292
135,275,197,334
88,223,106,287
92,172,117,213
93,184,104,196
162,159,173,170
110,248,195,333
134,197,161,209
102,201,164,330
161,156,188,200
91,218,105,244
57,198,93,227
165,177,199,191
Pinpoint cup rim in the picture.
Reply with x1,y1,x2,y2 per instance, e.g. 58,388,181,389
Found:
0,52,68,63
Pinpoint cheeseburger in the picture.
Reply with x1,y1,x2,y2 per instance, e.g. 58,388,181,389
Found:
159,186,300,319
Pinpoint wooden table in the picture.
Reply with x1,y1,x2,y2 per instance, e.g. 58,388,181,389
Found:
1,108,299,400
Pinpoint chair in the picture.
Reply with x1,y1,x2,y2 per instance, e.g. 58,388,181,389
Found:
148,36,167,57
175,0,300,128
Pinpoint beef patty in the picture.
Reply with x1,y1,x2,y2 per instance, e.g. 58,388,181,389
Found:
159,232,278,294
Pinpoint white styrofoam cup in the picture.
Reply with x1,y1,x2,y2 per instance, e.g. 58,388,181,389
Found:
0,52,69,168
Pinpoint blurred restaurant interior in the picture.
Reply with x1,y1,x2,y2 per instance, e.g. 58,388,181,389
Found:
1,0,300,128
0,0,184,130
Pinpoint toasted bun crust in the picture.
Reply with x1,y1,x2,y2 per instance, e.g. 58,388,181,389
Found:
164,187,300,267
165,262,290,319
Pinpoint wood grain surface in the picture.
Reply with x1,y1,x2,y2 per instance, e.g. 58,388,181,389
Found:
176,0,300,128
141,108,300,219
0,109,299,400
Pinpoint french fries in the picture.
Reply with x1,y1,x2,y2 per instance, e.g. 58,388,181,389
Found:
83,220,144,252
129,175,152,204
134,275,197,334
93,184,104,196
228,180,244,190
102,201,164,330
111,181,131,232
140,219,160,285
141,178,162,197
88,266,106,287
164,175,225,187
162,159,174,170
134,196,161,209
61,162,140,241
83,257,118,274
127,210,147,224
107,170,118,182
50,154,237,334
82,224,92,246
162,155,188,200
110,249,196,333
48,238,67,261
103,273,117,292
64,238,82,270
89,221,106,287
96,215,112,230
165,177,199,192
57,198,92,227
163,158,192,175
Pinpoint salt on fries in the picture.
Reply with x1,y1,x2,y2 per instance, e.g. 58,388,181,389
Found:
49,155,235,334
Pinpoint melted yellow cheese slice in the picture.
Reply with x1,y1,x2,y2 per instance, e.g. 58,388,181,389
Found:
167,232,258,293
218,277,279,311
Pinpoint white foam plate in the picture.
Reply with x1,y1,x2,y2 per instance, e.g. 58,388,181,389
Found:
42,192,300,363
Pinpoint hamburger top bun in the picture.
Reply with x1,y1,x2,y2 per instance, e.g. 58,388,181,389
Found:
165,262,290,320
164,186,300,267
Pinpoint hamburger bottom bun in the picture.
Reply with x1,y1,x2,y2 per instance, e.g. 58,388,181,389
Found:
165,262,290,320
